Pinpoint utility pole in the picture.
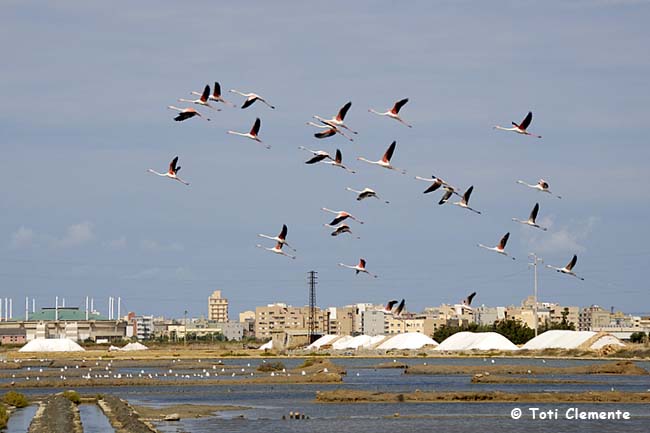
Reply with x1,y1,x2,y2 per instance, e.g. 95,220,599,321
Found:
307,271,317,344
528,253,543,337
184,310,188,347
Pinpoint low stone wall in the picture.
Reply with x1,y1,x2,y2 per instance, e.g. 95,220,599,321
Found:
28,394,82,433
97,395,159,433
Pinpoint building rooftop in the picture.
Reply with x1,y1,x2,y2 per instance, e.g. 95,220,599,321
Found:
25,307,108,322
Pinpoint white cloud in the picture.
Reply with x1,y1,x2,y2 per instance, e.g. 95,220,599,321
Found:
10,226,35,249
105,236,127,249
54,221,95,248
140,239,184,252
523,216,599,254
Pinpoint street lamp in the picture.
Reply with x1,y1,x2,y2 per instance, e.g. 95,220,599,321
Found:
528,253,543,337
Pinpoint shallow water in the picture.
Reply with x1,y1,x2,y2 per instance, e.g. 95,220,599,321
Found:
78,404,115,433
5,405,37,433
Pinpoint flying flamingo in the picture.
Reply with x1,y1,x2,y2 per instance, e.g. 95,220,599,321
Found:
369,98,412,127
415,175,461,196
147,156,190,186
345,187,389,203
512,203,547,231
493,111,542,138
546,255,584,280
167,106,210,122
229,89,275,109
306,121,354,141
328,224,360,238
178,85,219,110
393,299,406,316
454,292,476,315
313,101,358,134
258,224,295,251
192,82,235,107
357,141,406,174
384,300,399,313
321,208,364,226
338,258,378,278
227,118,270,149
452,186,481,214
256,242,295,259
517,179,562,199
298,146,333,164
477,232,516,260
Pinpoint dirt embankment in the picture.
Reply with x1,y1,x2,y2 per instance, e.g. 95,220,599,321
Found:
316,389,650,404
373,362,409,369
28,394,82,433
470,374,599,384
293,359,346,375
405,361,648,376
133,404,249,421
98,395,157,433
2,371,343,389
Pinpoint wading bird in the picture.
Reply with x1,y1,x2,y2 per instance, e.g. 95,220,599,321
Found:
147,156,190,186
192,82,235,107
306,121,354,141
477,232,516,260
314,101,358,134
328,224,360,239
455,292,476,315
338,258,378,278
513,203,547,231
453,186,481,214
322,208,364,225
227,118,269,149
357,141,406,174
517,179,562,199
546,255,584,280
298,146,332,164
415,175,461,196
256,242,295,259
167,106,210,122
493,111,542,138
229,89,275,109
178,85,218,110
345,187,389,203
369,98,412,127
393,299,406,316
258,224,295,251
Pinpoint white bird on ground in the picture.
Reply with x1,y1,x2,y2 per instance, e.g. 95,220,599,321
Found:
452,186,481,214
258,224,295,251
369,98,412,128
227,118,269,149
546,254,584,280
191,82,235,107
256,242,295,260
322,208,364,226
178,85,219,110
306,121,354,141
338,258,378,278
167,106,210,122
345,187,389,203
493,111,542,138
512,203,547,231
477,232,516,260
229,89,275,109
454,292,476,315
327,224,360,239
147,156,190,186
357,141,406,174
314,101,358,134
517,179,562,199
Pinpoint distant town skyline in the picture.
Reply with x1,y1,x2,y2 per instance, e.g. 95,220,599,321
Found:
2,1,649,317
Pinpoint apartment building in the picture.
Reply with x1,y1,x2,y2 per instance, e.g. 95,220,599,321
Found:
208,290,229,322
254,303,329,339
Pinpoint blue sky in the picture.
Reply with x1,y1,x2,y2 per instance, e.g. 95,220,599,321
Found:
1,1,649,319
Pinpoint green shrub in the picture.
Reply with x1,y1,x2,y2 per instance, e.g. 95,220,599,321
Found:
257,361,285,372
3,391,28,408
63,390,81,405
0,405,7,429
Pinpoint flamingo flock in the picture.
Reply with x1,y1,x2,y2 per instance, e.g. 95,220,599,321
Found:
157,80,585,320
